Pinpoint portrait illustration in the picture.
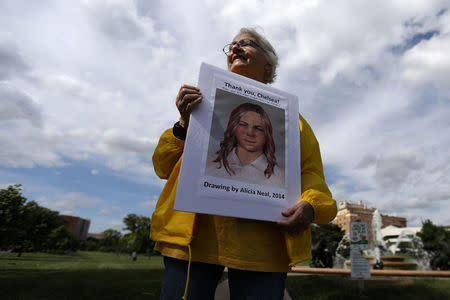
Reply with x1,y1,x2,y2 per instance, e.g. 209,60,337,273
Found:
205,88,285,188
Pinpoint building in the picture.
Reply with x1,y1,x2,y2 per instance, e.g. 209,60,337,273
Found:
60,215,91,240
381,225,421,254
333,200,407,246
87,232,104,239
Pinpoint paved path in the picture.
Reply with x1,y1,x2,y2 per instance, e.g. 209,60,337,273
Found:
214,280,292,300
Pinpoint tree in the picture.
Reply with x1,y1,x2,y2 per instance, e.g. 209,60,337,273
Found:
99,229,122,252
123,214,150,234
310,223,345,268
80,237,101,251
0,184,27,248
122,214,153,254
417,219,450,270
23,201,66,251
47,225,80,253
0,184,80,253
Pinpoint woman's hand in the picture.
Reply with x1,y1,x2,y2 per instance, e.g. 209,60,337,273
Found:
176,84,202,129
277,201,315,234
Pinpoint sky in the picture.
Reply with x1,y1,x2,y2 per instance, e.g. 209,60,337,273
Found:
1,0,449,233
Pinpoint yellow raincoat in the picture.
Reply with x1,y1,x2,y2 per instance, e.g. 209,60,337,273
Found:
150,115,337,270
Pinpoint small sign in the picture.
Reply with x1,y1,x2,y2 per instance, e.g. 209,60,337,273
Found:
350,222,369,249
350,248,371,278
350,222,371,278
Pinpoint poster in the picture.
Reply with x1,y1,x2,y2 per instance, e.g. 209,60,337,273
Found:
350,222,371,278
350,222,369,249
174,63,300,222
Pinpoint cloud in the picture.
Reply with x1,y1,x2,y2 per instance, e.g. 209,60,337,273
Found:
98,205,123,216
0,182,16,189
90,217,124,232
1,0,449,230
139,197,157,210
99,208,109,216
91,169,99,175
0,82,42,126
81,0,174,45
401,35,450,88
37,192,100,215
374,148,425,190
0,125,64,168
0,40,29,80
100,129,157,156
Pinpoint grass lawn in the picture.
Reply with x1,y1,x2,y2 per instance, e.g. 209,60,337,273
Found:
0,251,165,299
1,251,449,299
0,251,164,270
286,275,450,300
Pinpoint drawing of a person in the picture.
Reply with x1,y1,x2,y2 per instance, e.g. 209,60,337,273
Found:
208,102,284,187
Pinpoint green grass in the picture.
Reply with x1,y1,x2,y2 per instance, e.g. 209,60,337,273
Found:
1,251,450,300
0,251,164,270
0,251,165,299
286,275,450,300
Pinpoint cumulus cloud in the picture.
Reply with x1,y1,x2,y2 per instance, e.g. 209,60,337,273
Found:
37,192,100,215
139,196,158,210
90,217,124,232
0,82,42,126
1,0,449,228
82,0,175,44
374,149,425,190
100,129,157,156
99,208,109,215
0,40,29,80
97,205,123,216
402,35,450,88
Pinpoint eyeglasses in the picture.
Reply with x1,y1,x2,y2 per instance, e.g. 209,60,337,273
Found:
222,39,263,56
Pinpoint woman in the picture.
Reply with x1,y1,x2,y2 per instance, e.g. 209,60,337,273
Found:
207,102,285,188
151,27,337,299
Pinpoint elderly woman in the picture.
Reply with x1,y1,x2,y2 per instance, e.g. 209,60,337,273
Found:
207,102,285,188
152,27,337,299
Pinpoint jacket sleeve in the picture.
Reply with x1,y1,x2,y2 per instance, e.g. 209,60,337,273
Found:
299,115,337,224
152,128,185,180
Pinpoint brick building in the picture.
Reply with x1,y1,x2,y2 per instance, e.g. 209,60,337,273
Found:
60,215,91,240
87,232,104,239
333,200,407,246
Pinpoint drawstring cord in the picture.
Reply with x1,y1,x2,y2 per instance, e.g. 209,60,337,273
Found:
182,244,192,300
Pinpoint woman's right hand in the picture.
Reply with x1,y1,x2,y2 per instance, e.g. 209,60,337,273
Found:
176,84,202,129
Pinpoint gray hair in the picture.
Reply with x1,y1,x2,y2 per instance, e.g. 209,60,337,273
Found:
238,27,278,83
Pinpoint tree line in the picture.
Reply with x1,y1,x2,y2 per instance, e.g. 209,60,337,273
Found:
0,185,79,253
0,185,154,255
2,184,448,269
80,214,155,255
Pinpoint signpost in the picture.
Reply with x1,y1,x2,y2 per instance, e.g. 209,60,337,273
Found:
350,222,371,294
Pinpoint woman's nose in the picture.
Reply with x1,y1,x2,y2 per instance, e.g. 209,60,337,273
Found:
247,127,256,136
231,43,243,54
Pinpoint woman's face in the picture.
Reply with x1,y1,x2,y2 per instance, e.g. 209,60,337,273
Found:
227,33,270,83
235,111,266,153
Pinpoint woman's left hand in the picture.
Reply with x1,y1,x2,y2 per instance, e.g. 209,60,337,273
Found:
277,201,314,234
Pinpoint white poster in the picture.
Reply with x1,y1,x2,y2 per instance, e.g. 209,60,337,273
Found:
174,63,300,222
350,222,369,250
350,248,371,278
350,222,371,278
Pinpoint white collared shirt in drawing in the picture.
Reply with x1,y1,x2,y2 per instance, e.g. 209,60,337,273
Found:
206,149,285,188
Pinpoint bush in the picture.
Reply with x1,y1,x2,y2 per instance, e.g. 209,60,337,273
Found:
310,223,345,268
417,220,450,270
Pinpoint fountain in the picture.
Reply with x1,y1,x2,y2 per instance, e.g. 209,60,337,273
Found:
371,209,385,267
334,232,350,269
342,209,422,270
